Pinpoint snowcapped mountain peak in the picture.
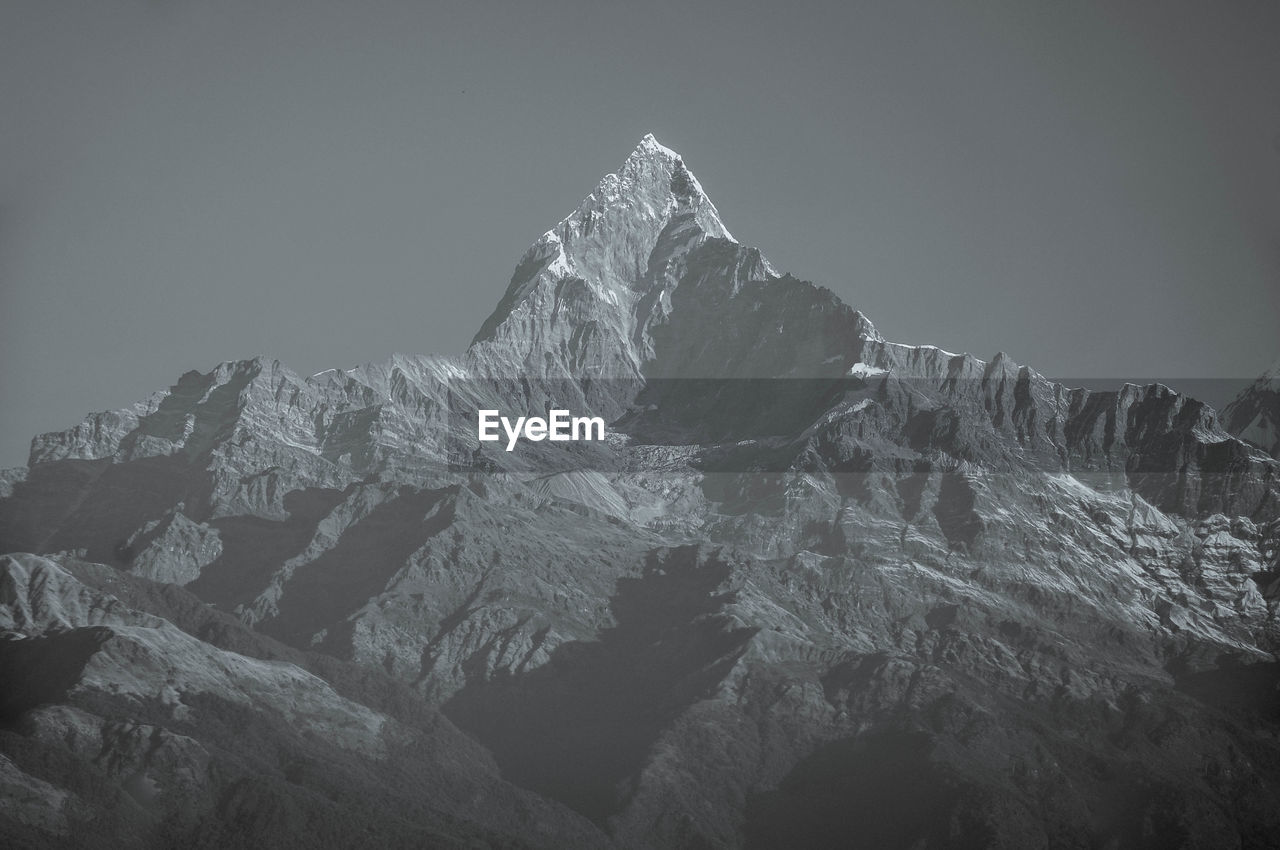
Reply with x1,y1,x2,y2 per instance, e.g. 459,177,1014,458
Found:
632,132,679,160
560,133,734,244
469,136,749,367
1222,355,1280,458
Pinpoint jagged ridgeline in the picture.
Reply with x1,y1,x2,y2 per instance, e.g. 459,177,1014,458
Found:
2,136,1279,849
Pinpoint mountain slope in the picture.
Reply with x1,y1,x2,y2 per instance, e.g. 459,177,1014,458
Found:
0,553,611,849
1223,360,1280,459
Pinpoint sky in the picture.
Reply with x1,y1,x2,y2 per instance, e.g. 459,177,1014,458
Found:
2,0,1278,467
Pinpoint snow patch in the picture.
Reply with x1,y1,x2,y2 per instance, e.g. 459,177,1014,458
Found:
637,132,681,161
848,362,889,379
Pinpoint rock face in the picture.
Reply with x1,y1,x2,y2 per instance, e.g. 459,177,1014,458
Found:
0,553,609,849
1223,361,1280,459
473,134,739,378
3,136,1280,848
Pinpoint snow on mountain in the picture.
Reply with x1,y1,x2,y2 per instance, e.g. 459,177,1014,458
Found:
1222,358,1280,458
469,134,756,379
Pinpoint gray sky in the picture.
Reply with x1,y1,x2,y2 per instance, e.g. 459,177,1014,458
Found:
3,0,1278,467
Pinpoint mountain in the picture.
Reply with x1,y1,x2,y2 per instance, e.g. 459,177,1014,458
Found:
1223,360,1280,459
472,134,742,378
2,136,1279,849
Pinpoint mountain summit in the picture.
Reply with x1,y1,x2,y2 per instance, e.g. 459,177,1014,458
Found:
1223,359,1280,458
470,135,763,379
